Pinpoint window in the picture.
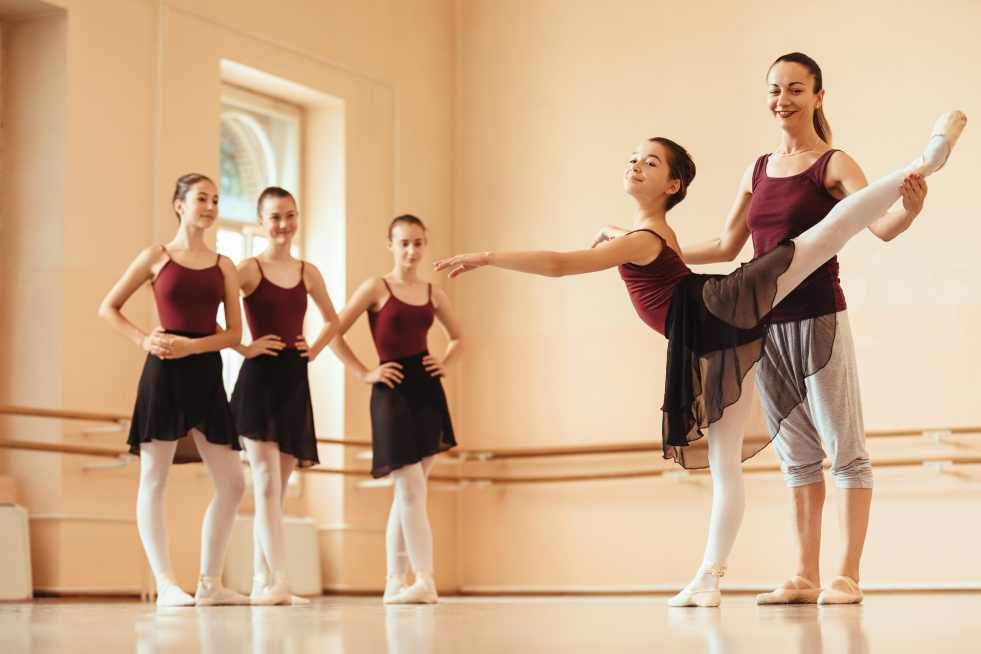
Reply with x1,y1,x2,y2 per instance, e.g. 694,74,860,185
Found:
216,84,302,394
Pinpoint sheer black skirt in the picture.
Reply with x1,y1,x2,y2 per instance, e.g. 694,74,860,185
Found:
127,331,239,464
231,349,318,468
661,242,836,469
369,352,456,478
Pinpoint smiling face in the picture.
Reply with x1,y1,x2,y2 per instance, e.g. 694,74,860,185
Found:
623,140,681,208
388,221,427,270
767,61,824,134
259,195,299,246
174,179,219,229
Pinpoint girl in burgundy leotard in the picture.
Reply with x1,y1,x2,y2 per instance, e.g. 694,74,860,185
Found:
99,174,248,607
330,215,463,605
227,187,341,605
434,112,964,607
684,53,930,606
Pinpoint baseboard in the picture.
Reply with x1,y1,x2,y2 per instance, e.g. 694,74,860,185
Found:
33,587,142,598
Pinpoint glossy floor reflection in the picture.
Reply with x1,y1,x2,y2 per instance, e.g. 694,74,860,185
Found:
1,593,977,653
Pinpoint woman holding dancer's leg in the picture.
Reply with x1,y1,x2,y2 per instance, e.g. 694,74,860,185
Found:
99,173,249,607
435,111,965,607
227,187,341,605
683,53,929,605
330,215,462,605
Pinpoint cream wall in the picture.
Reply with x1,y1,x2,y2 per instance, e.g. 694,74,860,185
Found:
1,0,458,594
2,0,980,597
452,0,981,590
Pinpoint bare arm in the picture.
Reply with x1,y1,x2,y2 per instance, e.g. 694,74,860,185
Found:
298,263,341,361
434,231,662,279
827,151,928,242
329,279,402,387
681,163,754,264
97,246,168,353
422,287,462,378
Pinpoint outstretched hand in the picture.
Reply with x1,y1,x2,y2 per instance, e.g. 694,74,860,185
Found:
433,252,491,279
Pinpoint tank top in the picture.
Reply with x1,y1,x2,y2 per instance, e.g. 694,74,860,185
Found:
368,279,435,361
243,258,308,348
746,149,847,322
617,229,693,336
152,246,224,335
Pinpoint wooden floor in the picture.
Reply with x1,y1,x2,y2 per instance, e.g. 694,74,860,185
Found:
1,593,977,653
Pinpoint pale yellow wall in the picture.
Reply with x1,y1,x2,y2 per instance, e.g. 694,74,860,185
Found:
0,7,68,589
1,0,458,594
3,0,980,597
452,0,981,589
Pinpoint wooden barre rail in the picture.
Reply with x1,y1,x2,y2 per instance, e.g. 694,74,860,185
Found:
2,437,979,485
4,404,979,464
0,405,129,424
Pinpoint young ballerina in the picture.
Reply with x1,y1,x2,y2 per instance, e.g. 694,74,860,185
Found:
228,187,341,605
98,173,249,607
330,214,462,604
683,53,928,605
435,111,966,607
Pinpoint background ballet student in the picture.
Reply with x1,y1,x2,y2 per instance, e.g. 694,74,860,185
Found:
330,214,463,604
98,173,248,607
434,111,965,607
683,52,928,605
228,186,341,605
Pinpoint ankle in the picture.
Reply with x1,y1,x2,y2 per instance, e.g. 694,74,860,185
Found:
198,575,224,589
690,562,725,589
412,570,435,585
155,573,179,589
795,569,820,585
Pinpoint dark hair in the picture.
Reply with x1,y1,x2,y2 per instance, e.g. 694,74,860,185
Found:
172,173,214,223
388,214,427,240
647,137,696,211
256,186,297,217
770,52,832,144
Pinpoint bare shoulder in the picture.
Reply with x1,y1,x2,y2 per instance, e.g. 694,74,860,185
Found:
825,149,864,177
739,159,758,193
136,244,169,279
431,285,451,308
302,261,325,285
237,257,259,275
217,255,238,276
358,276,386,300
137,244,168,266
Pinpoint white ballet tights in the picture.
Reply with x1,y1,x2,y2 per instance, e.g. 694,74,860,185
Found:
137,430,245,585
386,457,437,577
688,366,758,591
249,444,297,580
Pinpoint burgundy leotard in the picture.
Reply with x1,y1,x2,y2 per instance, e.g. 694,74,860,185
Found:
152,247,224,334
368,279,434,361
243,259,308,348
746,149,846,322
617,230,692,336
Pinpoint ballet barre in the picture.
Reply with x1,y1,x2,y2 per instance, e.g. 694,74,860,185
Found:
5,405,976,459
2,404,979,486
1,436,978,485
